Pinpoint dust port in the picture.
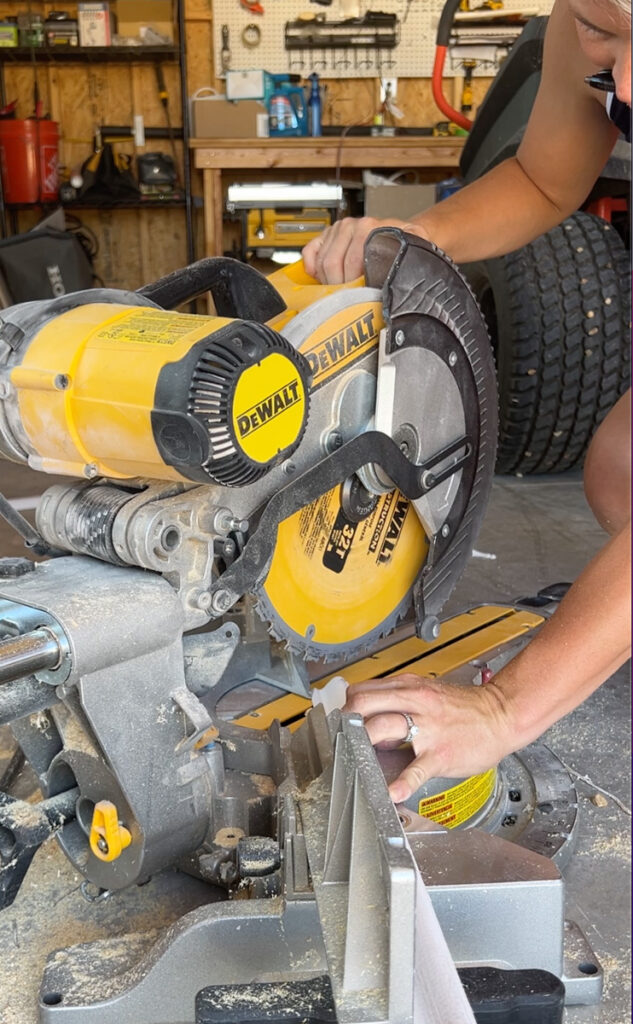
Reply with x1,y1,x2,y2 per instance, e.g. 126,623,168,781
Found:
47,758,77,799
76,796,96,836
577,962,599,975
42,993,63,1006
46,759,90,869
0,823,16,860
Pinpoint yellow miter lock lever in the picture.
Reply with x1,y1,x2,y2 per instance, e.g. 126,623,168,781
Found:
89,800,132,862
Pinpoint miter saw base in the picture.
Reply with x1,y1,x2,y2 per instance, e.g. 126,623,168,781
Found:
34,601,602,1023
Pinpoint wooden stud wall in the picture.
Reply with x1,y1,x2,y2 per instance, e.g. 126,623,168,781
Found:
1,0,188,287
1,0,494,286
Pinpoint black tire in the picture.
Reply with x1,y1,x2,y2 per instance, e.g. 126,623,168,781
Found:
462,212,631,475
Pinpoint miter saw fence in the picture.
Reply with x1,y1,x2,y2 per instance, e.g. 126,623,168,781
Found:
0,232,599,1022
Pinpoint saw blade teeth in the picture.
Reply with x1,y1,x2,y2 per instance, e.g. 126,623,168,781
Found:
253,586,413,662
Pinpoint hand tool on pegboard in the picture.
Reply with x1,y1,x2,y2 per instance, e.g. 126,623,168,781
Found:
154,62,181,183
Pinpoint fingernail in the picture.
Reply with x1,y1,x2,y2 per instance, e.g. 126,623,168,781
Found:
389,784,407,803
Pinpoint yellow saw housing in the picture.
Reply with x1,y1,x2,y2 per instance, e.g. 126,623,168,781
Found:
0,237,497,662
7,302,311,484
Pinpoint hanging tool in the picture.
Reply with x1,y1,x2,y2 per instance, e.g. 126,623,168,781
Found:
240,0,264,14
241,23,261,48
154,63,180,183
221,24,231,72
461,58,476,113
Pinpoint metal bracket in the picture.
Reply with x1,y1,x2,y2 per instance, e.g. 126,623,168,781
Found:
0,788,78,909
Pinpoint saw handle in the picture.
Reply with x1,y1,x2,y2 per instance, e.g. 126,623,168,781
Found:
266,258,366,312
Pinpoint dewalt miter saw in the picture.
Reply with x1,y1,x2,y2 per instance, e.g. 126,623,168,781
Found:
0,230,600,1022
0,228,496,659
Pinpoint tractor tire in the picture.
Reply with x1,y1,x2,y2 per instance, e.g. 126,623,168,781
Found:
462,211,631,475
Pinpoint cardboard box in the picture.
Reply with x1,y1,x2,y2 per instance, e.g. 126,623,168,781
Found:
45,17,79,45
78,3,113,46
116,0,173,42
364,184,437,220
191,92,268,139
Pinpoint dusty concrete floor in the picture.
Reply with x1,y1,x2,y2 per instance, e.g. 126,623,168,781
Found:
445,476,632,1024
0,462,630,1024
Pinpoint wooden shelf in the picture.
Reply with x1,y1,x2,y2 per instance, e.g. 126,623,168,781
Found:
5,197,191,210
0,45,178,63
191,137,466,261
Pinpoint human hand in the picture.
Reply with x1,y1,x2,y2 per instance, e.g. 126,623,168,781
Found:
302,216,428,284
342,673,514,803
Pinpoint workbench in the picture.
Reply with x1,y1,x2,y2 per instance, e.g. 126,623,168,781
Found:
190,136,466,259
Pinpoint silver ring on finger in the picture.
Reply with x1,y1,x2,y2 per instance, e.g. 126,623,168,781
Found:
401,712,419,745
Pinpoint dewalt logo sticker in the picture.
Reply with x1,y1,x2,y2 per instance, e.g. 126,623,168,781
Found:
300,304,383,387
236,379,302,438
232,352,306,464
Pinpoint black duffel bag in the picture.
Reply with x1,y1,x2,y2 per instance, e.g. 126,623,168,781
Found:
0,225,95,305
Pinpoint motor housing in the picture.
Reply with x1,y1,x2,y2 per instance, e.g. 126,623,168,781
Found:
0,296,310,485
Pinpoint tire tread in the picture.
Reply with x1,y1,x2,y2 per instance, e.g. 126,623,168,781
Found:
466,213,631,474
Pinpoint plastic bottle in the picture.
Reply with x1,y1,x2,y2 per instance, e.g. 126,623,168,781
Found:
436,176,462,202
308,73,322,137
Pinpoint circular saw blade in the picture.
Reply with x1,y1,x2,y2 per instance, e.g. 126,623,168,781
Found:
251,232,497,661
255,485,429,660
253,284,429,660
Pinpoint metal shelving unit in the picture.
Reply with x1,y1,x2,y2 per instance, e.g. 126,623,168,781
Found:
0,45,179,64
0,3,194,261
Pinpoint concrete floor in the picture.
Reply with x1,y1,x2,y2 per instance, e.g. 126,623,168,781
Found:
445,475,632,1024
0,461,630,1023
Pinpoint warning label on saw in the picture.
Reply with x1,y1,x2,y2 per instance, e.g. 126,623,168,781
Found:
95,310,210,345
296,495,333,561
417,769,497,828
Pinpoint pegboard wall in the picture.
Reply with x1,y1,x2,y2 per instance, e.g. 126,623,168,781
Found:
214,0,554,80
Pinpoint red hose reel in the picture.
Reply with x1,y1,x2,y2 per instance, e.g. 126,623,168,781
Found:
432,0,474,132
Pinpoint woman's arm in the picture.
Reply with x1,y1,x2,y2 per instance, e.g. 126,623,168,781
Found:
303,0,619,282
343,521,631,803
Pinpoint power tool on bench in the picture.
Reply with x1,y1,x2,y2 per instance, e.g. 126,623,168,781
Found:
0,230,601,1022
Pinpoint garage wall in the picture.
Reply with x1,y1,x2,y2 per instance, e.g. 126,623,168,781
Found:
1,0,500,287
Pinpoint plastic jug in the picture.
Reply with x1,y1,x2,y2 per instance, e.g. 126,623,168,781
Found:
268,87,307,137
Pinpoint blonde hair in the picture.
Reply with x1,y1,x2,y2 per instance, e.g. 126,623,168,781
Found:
607,0,631,18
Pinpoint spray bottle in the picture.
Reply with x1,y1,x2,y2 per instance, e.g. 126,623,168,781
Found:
308,72,322,137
